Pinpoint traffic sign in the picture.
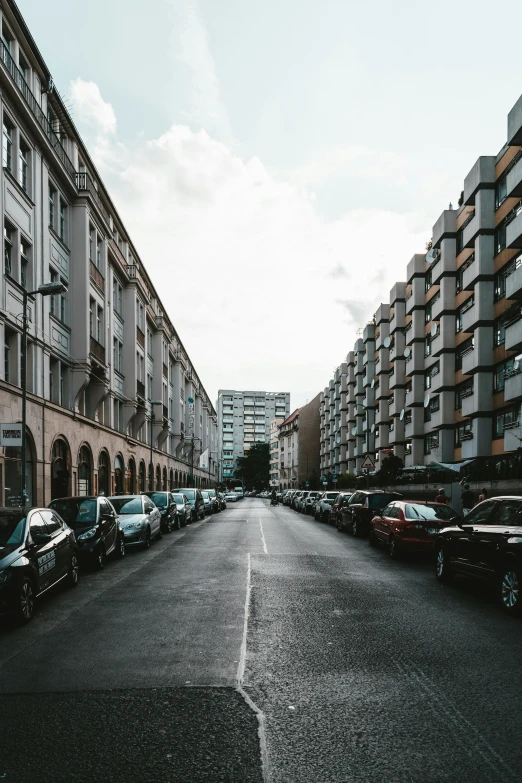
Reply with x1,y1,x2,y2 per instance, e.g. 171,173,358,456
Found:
305,480,310,487
322,478,328,485
332,472,338,481
361,454,375,470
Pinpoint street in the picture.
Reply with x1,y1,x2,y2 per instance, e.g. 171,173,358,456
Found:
1,498,522,783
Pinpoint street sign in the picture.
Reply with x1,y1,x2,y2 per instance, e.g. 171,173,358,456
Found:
361,454,376,470
322,478,328,485
305,480,310,488
0,423,23,446
332,472,338,481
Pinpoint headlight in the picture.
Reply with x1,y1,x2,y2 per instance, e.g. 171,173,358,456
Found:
77,527,98,541
125,521,143,530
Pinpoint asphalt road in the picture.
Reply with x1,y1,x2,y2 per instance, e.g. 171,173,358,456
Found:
1,498,522,783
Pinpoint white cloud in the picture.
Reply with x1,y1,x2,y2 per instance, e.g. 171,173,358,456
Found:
70,80,428,407
70,78,116,136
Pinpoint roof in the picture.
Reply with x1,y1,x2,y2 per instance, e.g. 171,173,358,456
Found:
279,408,303,428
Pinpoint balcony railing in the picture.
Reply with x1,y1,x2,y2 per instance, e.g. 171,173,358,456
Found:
77,173,111,225
89,336,105,364
89,260,105,292
0,41,75,181
136,327,145,348
136,380,146,398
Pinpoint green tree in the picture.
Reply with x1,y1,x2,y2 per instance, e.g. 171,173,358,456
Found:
234,442,270,490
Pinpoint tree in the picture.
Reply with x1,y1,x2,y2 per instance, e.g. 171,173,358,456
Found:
234,442,270,490
376,455,403,485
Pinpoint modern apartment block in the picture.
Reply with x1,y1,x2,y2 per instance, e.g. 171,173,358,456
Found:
269,417,284,487
0,0,218,505
217,390,290,481
320,93,522,479
279,393,321,489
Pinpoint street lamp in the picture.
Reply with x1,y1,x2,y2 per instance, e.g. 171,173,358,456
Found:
21,282,67,507
149,400,163,491
188,435,202,488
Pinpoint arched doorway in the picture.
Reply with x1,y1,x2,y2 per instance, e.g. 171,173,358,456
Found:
114,454,124,494
169,468,174,490
4,427,36,506
139,460,146,492
51,437,71,500
128,457,136,494
148,464,153,492
155,465,161,490
174,469,178,487
98,450,110,496
78,444,93,496
162,467,167,490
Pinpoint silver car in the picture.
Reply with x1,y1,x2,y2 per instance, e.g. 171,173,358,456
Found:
172,493,192,526
108,495,162,549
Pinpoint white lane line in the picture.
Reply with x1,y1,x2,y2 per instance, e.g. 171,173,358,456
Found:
236,553,270,782
259,518,268,554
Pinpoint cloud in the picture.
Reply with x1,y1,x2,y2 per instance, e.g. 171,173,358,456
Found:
69,82,428,407
70,78,116,136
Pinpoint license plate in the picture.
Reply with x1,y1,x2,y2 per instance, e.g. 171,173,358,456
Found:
427,528,439,535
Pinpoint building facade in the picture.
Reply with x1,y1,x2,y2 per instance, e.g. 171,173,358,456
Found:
0,0,218,506
217,390,290,482
320,93,522,480
279,394,321,489
269,417,283,487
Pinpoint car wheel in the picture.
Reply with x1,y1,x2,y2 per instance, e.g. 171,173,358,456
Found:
500,565,521,616
435,546,453,583
95,547,106,570
142,528,151,550
16,577,35,623
389,536,400,559
165,519,173,533
336,516,342,532
68,552,80,586
116,535,126,559
368,529,378,548
157,526,163,540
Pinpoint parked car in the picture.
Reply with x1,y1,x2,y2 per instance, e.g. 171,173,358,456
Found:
303,491,321,515
225,492,238,503
201,491,214,515
369,500,458,559
49,496,125,568
173,488,205,520
314,491,339,522
0,507,79,623
295,491,309,513
339,490,403,536
292,491,304,510
217,492,227,510
108,495,162,549
330,492,353,527
143,491,179,532
435,496,522,616
172,493,192,525
284,491,296,507
205,490,221,514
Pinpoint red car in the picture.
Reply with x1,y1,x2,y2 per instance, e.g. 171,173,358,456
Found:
369,500,458,559
329,492,353,526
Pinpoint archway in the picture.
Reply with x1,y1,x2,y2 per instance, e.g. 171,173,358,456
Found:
114,454,124,494
162,467,167,490
78,444,93,496
169,468,174,490
174,469,179,487
128,457,136,494
155,465,161,491
51,436,71,500
5,427,36,506
139,460,146,493
98,450,110,496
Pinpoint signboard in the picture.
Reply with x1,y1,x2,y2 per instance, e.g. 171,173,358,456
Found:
332,472,338,481
322,478,328,485
187,397,195,438
361,454,376,470
0,423,23,447
199,448,209,470
305,480,310,488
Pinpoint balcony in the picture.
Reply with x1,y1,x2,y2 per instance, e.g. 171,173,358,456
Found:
505,310,522,351
505,203,522,249
505,257,522,300
89,260,105,292
136,326,145,348
136,380,145,399
460,210,477,249
505,369,522,402
89,336,105,364
506,150,522,199
77,173,111,226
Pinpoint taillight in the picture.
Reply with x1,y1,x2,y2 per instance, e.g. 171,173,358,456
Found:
399,524,416,537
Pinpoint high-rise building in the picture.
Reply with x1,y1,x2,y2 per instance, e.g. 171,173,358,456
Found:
278,394,321,489
217,390,290,481
0,0,218,505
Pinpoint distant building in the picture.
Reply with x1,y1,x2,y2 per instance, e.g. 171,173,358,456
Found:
278,394,321,489
269,418,284,487
217,390,290,482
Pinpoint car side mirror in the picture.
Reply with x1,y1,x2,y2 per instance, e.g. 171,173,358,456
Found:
145,508,152,515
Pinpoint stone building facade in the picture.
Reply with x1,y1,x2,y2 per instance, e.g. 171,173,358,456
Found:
279,394,321,489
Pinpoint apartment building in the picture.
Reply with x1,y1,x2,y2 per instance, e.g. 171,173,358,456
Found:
279,394,321,489
320,93,522,479
217,390,290,481
269,417,283,487
0,0,217,505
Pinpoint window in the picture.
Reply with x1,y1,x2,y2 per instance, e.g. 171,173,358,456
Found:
494,315,507,346
455,379,473,410
136,352,144,382
4,223,12,276
491,500,522,526
89,298,95,337
455,336,474,370
425,269,433,292
494,271,506,301
456,267,464,294
495,226,506,255
494,406,520,438
425,301,432,323
89,226,94,261
4,336,10,383
147,327,153,356
96,237,102,269
462,501,496,525
455,422,473,445
136,300,144,330
2,117,13,172
59,197,67,243
96,305,102,343
49,269,58,316
496,176,507,209
424,434,439,454
113,278,123,316
113,338,123,373
494,357,516,392
49,184,56,229
18,138,29,194
20,239,29,289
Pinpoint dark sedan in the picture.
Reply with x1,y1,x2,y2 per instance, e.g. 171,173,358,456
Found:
435,496,522,616
339,490,403,536
143,491,179,532
49,496,125,568
0,507,79,623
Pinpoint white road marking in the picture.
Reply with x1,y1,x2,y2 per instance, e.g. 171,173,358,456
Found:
259,518,268,554
236,553,270,782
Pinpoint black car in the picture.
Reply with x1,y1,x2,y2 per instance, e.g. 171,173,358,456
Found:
0,507,79,623
206,489,221,513
49,496,125,569
173,488,205,521
339,490,403,536
143,491,179,532
435,496,522,616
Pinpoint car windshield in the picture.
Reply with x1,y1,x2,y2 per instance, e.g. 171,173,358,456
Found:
326,492,338,500
202,492,210,499
149,492,168,508
0,512,27,553
178,489,195,500
207,490,216,498
49,498,97,526
367,493,397,508
172,494,185,504
109,497,143,514
406,503,456,521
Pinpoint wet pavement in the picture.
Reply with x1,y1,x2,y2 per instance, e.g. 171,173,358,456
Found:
1,498,522,782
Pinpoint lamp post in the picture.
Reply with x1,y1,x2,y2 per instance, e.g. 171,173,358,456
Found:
21,282,67,507
189,436,202,487
149,400,163,491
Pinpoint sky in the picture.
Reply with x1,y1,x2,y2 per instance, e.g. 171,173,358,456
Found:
20,0,522,408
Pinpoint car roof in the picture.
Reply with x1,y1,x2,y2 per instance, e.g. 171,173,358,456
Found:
51,496,99,502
